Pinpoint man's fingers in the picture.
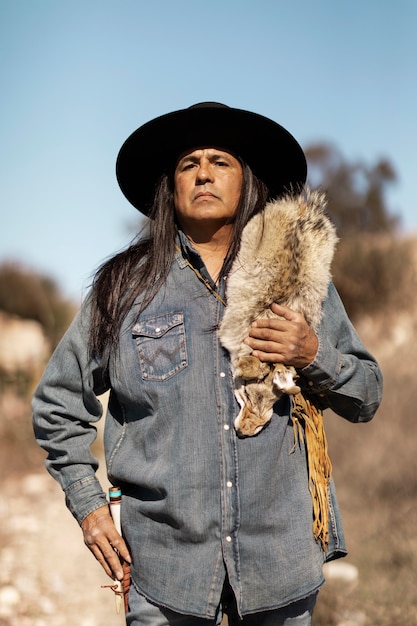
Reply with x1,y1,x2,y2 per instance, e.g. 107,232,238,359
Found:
109,534,132,564
89,543,115,579
251,318,287,332
103,545,125,581
87,534,125,580
269,302,299,320
81,505,130,580
245,316,317,367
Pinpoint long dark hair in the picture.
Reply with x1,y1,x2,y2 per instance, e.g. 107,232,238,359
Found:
89,162,268,359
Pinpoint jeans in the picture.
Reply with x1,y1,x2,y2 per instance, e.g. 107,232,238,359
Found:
126,580,317,626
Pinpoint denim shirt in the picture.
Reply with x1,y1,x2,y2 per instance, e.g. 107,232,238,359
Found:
33,235,383,618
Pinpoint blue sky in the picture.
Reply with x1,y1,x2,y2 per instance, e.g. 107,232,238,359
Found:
1,0,416,301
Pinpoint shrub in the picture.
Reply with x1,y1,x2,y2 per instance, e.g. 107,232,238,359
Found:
332,234,417,320
0,261,76,348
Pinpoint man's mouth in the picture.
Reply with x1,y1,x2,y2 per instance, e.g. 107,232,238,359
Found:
194,191,216,199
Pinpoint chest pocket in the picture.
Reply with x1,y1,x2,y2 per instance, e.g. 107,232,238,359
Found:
132,312,188,381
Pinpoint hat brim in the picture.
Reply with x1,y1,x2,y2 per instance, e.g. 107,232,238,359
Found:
116,104,307,215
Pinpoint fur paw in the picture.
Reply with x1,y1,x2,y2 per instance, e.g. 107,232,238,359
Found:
272,364,300,395
235,355,270,381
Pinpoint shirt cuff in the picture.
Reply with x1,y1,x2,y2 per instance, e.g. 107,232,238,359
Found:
64,475,109,524
300,335,342,390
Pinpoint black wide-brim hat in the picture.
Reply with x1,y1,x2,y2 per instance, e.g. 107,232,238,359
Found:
116,102,307,215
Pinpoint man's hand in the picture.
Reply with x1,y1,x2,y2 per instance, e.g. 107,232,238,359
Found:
244,303,318,369
80,505,132,581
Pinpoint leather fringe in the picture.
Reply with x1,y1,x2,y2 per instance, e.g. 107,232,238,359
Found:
291,393,332,551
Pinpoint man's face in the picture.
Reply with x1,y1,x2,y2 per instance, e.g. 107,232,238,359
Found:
173,148,243,232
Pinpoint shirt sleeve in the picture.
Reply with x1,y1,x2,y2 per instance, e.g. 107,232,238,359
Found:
298,282,383,422
32,295,110,524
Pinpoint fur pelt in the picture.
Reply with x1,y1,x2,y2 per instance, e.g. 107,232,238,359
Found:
218,188,338,436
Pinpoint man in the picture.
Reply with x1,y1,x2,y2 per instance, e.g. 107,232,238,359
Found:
33,103,383,625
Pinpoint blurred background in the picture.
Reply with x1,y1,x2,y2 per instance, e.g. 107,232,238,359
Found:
1,1,416,625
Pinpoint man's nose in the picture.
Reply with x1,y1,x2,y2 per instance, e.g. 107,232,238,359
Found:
196,161,214,184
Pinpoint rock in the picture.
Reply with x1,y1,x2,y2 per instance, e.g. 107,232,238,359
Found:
323,561,359,584
0,585,21,616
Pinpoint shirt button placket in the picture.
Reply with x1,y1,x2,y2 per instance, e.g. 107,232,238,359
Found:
218,359,240,584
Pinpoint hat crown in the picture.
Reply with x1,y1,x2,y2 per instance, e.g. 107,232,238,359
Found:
188,102,229,110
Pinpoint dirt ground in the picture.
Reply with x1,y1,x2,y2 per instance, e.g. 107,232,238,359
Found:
1,313,416,626
0,444,125,626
